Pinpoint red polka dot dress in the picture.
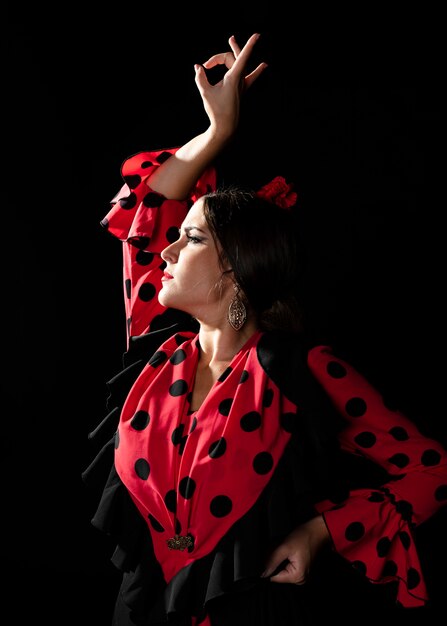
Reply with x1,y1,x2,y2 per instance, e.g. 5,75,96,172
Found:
307,345,447,608
85,149,447,625
101,147,216,345
115,329,297,587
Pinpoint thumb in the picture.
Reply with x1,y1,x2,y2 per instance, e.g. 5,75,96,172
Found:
261,546,289,578
194,64,208,92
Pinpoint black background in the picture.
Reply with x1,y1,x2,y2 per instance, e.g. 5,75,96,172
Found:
5,2,446,624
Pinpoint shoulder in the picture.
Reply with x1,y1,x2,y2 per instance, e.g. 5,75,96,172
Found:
257,330,310,404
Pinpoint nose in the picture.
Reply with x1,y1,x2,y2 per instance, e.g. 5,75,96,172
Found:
161,238,180,264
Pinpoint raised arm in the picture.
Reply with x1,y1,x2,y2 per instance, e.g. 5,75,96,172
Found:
100,33,267,342
147,33,268,200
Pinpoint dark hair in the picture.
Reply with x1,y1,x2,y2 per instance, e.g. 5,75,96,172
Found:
203,186,304,333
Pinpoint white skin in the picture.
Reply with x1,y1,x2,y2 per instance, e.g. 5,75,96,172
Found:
153,33,330,585
159,197,258,407
159,198,234,328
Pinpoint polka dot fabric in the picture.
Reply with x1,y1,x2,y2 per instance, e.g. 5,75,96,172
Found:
114,329,298,585
101,148,216,343
307,345,447,607
88,148,447,623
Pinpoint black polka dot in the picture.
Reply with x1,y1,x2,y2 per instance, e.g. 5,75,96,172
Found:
407,567,421,590
136,250,154,266
125,278,131,299
345,521,365,541
141,160,154,169
376,537,391,557
382,560,398,577
175,334,190,346
389,426,409,441
135,458,150,480
149,351,168,367
166,226,180,243
263,388,274,407
345,397,367,418
435,484,447,501
169,380,189,396
388,453,410,469
210,495,232,517
148,514,164,532
218,398,233,416
175,518,182,534
351,560,367,575
126,317,132,336
171,424,185,445
119,192,137,209
421,449,441,466
179,435,188,455
327,360,347,378
240,411,261,432
157,151,172,164
209,438,227,458
138,282,156,302
354,431,376,448
159,260,167,271
179,476,196,499
395,500,413,522
280,412,296,433
389,473,406,482
114,430,120,448
165,490,177,513
131,410,150,430
124,174,141,189
143,191,164,208
170,349,187,365
130,236,150,250
239,370,249,383
398,531,411,550
189,417,197,433
218,367,232,382
368,492,385,503
253,452,274,474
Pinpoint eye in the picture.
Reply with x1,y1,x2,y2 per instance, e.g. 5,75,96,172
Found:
186,234,203,244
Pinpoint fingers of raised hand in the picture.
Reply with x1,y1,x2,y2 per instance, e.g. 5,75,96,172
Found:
228,34,267,89
230,33,260,74
244,61,268,89
202,51,236,71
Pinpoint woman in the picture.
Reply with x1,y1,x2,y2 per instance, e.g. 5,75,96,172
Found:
84,34,447,625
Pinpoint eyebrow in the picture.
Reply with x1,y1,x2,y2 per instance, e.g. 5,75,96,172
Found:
182,225,207,234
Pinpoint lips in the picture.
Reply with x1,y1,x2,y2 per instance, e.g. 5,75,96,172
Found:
162,271,174,280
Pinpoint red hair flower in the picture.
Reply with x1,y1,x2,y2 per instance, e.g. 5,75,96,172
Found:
256,176,297,209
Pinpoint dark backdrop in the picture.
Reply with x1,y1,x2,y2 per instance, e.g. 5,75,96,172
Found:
5,2,445,624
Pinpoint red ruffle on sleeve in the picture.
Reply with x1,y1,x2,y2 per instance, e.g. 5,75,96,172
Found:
308,345,447,607
100,148,216,340
101,148,216,251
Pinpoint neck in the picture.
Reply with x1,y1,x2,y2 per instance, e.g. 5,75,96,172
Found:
197,320,259,367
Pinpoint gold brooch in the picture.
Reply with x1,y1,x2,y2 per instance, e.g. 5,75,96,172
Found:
166,534,193,551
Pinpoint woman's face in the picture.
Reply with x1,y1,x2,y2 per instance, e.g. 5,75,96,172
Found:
159,198,232,324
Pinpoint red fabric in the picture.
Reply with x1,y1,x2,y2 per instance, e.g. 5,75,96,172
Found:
102,148,216,343
308,345,447,607
102,148,447,617
114,329,298,584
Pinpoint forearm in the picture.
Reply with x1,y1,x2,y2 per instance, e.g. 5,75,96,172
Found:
147,125,232,201
145,34,267,201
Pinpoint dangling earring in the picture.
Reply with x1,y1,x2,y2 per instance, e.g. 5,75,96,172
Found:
227,286,247,331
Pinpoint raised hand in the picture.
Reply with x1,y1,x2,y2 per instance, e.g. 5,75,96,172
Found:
194,33,268,137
